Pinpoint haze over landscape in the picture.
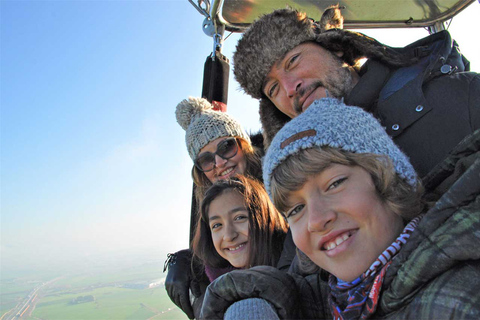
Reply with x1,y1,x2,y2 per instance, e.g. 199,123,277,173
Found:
1,1,479,319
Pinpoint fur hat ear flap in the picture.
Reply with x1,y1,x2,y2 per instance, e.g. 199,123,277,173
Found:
315,29,417,68
259,98,291,150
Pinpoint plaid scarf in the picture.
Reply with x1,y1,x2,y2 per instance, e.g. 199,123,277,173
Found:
328,215,423,320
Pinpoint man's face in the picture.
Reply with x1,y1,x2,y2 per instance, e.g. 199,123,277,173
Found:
263,42,358,118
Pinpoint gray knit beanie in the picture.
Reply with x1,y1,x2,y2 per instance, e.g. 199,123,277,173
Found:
175,97,251,161
262,98,418,196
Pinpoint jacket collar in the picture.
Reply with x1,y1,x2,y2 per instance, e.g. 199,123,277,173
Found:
345,60,391,112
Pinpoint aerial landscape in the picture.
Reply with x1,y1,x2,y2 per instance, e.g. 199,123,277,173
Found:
2,1,478,319
0,251,186,320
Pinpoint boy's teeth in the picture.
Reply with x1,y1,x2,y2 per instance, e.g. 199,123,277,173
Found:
336,233,349,245
324,233,350,250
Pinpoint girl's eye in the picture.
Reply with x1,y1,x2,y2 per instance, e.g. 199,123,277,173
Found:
327,177,347,191
211,223,221,230
234,214,248,222
286,204,304,219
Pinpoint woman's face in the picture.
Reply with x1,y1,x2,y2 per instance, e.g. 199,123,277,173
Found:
198,137,247,183
284,164,404,282
208,190,250,268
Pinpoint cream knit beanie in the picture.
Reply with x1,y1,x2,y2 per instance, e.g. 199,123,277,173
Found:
175,97,250,161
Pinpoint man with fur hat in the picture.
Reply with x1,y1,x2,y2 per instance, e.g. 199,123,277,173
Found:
234,6,480,178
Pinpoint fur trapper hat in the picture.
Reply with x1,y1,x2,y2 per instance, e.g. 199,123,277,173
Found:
176,97,251,161
263,98,418,197
234,6,410,100
234,8,317,100
234,6,416,149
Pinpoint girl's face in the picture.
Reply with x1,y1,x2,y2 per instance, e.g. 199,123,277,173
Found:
208,190,250,268
284,164,404,282
198,137,247,183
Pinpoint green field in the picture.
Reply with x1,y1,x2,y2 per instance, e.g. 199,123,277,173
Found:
0,282,31,315
0,272,53,316
1,257,189,320
32,286,187,320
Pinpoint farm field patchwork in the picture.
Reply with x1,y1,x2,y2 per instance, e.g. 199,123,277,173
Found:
32,286,184,319
1,257,188,320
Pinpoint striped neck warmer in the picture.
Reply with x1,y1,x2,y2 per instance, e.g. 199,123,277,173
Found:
328,215,423,320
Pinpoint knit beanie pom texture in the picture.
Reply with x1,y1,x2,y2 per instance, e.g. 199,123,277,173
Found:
175,97,251,161
175,97,213,130
262,98,418,196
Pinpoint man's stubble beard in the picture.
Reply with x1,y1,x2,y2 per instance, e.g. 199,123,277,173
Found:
324,65,356,100
293,65,355,115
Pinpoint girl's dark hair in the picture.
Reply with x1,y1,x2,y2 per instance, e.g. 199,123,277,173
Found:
192,175,288,269
191,137,263,204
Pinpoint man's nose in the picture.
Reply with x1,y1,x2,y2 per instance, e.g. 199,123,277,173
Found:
307,199,336,233
283,75,302,98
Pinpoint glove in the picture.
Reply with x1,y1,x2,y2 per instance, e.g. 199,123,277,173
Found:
164,249,196,319
200,266,299,319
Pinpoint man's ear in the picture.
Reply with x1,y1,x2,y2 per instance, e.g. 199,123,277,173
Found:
334,51,344,58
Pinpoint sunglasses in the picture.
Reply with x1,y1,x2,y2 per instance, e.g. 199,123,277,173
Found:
195,137,239,172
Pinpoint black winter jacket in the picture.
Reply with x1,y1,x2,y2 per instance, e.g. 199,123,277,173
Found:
274,30,480,273
346,30,480,177
260,30,480,178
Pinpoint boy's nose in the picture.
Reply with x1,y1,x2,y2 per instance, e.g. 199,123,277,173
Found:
307,200,336,233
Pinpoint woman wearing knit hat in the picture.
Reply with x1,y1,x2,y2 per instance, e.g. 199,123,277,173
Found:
166,96,268,319
200,98,480,320
175,96,263,203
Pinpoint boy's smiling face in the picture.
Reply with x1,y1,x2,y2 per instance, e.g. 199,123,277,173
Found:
285,164,404,282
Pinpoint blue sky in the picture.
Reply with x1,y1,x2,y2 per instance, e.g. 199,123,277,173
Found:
1,1,479,276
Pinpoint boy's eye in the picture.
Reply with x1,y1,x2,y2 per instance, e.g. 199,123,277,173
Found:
327,177,347,191
286,204,304,219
